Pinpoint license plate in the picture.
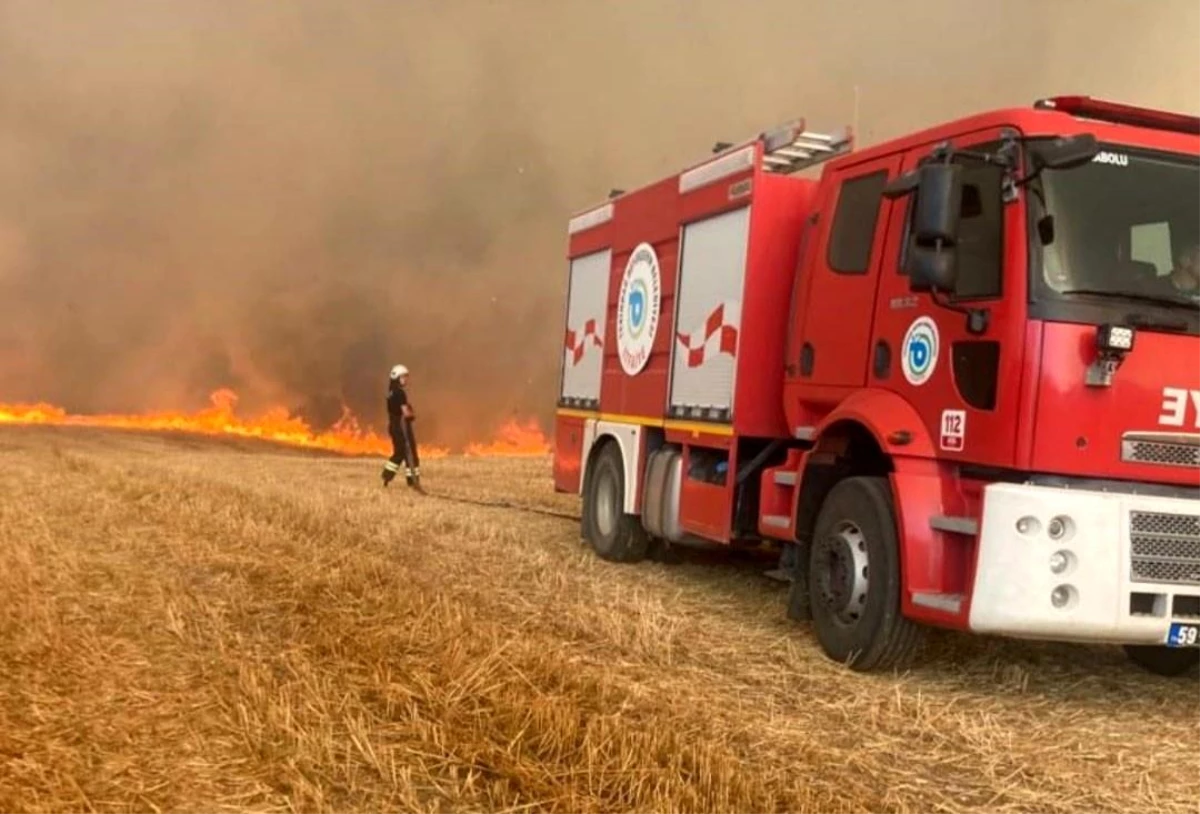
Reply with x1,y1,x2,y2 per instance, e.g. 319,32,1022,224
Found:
1167,622,1200,648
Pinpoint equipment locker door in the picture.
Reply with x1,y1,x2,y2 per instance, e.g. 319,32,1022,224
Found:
869,127,1030,467
793,154,904,392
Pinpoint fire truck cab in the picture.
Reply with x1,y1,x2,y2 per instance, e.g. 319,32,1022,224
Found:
553,96,1200,676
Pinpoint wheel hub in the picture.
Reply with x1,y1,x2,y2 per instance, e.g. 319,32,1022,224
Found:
813,520,870,625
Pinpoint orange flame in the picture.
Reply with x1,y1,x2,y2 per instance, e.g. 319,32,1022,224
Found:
464,417,553,457
0,388,551,458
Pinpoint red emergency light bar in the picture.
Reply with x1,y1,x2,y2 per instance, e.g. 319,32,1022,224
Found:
1034,95,1200,136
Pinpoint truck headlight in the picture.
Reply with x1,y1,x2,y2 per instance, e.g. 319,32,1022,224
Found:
1096,323,1135,353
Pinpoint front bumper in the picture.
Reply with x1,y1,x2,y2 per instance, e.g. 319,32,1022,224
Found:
968,482,1200,646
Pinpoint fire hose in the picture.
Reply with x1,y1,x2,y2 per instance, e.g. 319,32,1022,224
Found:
420,490,582,523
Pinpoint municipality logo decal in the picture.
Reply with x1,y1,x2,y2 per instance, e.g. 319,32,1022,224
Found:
616,242,661,376
901,316,939,386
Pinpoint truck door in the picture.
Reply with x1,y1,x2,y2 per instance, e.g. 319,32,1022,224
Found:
794,154,904,393
869,128,1028,466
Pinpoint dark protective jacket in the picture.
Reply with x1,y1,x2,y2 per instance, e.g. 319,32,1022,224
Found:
386,383,411,430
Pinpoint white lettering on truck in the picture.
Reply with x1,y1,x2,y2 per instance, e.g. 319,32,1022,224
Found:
1158,387,1200,429
1092,151,1129,167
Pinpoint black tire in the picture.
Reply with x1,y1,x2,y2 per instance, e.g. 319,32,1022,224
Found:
648,538,683,564
582,442,649,563
807,476,925,672
1123,644,1200,677
785,542,812,621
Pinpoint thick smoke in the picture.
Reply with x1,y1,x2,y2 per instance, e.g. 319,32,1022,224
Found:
0,0,1195,446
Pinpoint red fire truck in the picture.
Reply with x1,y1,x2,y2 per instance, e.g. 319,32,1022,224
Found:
553,95,1200,676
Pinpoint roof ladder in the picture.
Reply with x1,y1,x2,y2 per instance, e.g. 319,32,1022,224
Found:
759,120,853,175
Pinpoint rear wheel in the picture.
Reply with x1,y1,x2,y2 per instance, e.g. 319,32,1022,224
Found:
582,442,649,563
785,542,812,621
808,476,924,672
1123,644,1200,677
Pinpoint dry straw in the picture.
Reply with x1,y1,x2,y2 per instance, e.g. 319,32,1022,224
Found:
0,426,1195,813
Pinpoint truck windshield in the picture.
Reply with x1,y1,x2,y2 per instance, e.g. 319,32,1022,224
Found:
1034,146,1199,312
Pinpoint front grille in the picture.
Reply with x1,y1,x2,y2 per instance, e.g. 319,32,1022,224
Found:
1130,510,1200,587
1122,435,1200,469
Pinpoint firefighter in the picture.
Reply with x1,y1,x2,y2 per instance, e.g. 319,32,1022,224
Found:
1169,242,1199,295
381,363,423,491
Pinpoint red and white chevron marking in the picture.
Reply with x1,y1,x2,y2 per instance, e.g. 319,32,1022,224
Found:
564,318,603,366
675,302,738,368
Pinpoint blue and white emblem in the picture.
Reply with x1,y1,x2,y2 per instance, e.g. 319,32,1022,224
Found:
901,316,939,386
616,242,661,376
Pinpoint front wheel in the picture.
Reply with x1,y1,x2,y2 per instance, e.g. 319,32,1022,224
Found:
582,442,649,563
808,476,925,672
1123,644,1200,677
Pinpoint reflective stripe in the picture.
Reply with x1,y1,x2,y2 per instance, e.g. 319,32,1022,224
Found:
384,461,400,472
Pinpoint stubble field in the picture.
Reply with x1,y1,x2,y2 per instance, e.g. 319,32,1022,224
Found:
0,426,1196,813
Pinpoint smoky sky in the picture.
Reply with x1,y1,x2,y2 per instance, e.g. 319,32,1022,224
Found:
0,0,1195,447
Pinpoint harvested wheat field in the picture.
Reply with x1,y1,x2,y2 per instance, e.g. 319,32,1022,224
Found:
0,426,1196,814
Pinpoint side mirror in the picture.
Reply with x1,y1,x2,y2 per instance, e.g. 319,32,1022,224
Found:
906,244,959,292
911,162,963,244
902,162,963,293
1030,133,1099,171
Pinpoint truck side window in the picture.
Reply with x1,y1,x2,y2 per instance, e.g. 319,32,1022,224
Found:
827,170,888,275
954,161,1005,299
898,154,1005,300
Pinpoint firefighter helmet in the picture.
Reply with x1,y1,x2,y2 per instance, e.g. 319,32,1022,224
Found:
389,364,409,381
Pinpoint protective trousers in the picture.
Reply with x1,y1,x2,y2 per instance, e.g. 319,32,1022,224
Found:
382,418,421,487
